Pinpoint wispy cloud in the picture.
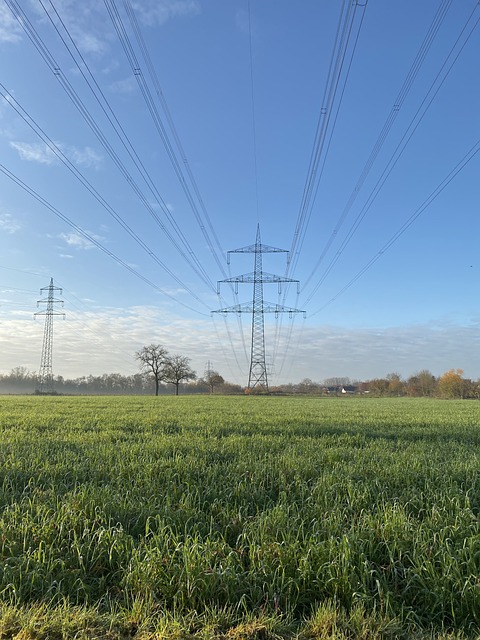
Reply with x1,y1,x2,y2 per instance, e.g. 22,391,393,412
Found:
10,141,56,165
108,76,137,95
68,145,102,169
58,231,102,250
1,304,479,384
132,0,201,27
34,0,109,55
0,213,22,234
235,9,250,35
0,5,23,43
10,140,102,169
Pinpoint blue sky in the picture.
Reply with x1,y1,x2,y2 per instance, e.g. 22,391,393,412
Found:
0,0,479,385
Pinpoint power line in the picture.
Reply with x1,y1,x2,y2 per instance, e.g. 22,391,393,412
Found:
301,0,452,292
309,134,480,317
121,0,228,277
0,84,209,307
6,0,216,292
103,0,229,283
287,0,368,276
247,0,260,222
302,1,480,307
0,163,210,316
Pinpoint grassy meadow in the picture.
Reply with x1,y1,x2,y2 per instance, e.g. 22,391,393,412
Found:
1,395,480,639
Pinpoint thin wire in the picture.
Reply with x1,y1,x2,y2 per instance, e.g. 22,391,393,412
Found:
41,0,216,290
289,1,368,277
7,0,216,291
0,163,210,315
302,2,480,306
0,84,208,307
288,0,365,272
122,0,228,275
309,135,480,317
247,0,260,222
104,0,228,283
301,0,453,293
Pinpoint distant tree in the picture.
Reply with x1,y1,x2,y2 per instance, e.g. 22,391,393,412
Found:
10,366,31,381
135,344,169,396
386,372,405,396
205,370,224,394
163,355,196,396
368,377,390,396
297,378,315,394
406,370,437,397
462,378,479,400
221,382,243,395
324,377,351,387
438,368,466,399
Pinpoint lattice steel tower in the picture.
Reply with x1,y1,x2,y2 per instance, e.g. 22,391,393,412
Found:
214,225,304,393
35,278,65,393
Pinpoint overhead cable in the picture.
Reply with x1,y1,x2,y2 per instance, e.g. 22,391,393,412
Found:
302,1,480,307
301,0,453,293
0,164,210,315
104,0,229,281
309,135,480,317
288,0,368,275
122,0,228,275
6,0,216,291
0,84,209,307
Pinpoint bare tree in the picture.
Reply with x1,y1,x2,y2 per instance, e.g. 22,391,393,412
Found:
163,355,196,396
205,370,224,394
135,344,169,396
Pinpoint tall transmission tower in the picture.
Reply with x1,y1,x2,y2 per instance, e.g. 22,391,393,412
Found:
204,360,215,379
213,225,305,393
35,277,65,394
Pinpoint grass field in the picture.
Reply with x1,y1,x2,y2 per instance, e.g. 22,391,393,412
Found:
1,395,480,639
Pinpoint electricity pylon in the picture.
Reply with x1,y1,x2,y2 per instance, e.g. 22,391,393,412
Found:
213,225,305,393
35,278,65,394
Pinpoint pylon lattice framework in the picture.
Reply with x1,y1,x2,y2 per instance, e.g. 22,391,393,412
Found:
213,225,305,393
35,277,65,393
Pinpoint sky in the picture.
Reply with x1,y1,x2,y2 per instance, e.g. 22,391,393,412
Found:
0,0,479,386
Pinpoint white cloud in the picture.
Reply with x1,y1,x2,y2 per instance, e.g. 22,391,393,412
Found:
10,141,56,165
68,145,103,169
0,213,22,234
0,5,23,43
33,0,109,55
131,0,201,27
0,305,479,385
58,231,102,250
108,77,137,95
10,140,102,169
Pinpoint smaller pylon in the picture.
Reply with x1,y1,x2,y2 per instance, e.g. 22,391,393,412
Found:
35,278,65,394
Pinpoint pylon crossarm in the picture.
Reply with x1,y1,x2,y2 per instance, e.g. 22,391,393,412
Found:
219,272,299,285
212,302,305,315
228,244,288,255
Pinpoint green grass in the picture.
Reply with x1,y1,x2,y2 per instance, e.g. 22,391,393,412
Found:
1,395,480,638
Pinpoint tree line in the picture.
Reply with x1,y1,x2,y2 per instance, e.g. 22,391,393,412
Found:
0,365,241,396
271,369,480,399
0,360,478,399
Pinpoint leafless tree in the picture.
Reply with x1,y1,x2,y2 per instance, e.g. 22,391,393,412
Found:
163,355,196,396
135,344,169,396
205,370,224,394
